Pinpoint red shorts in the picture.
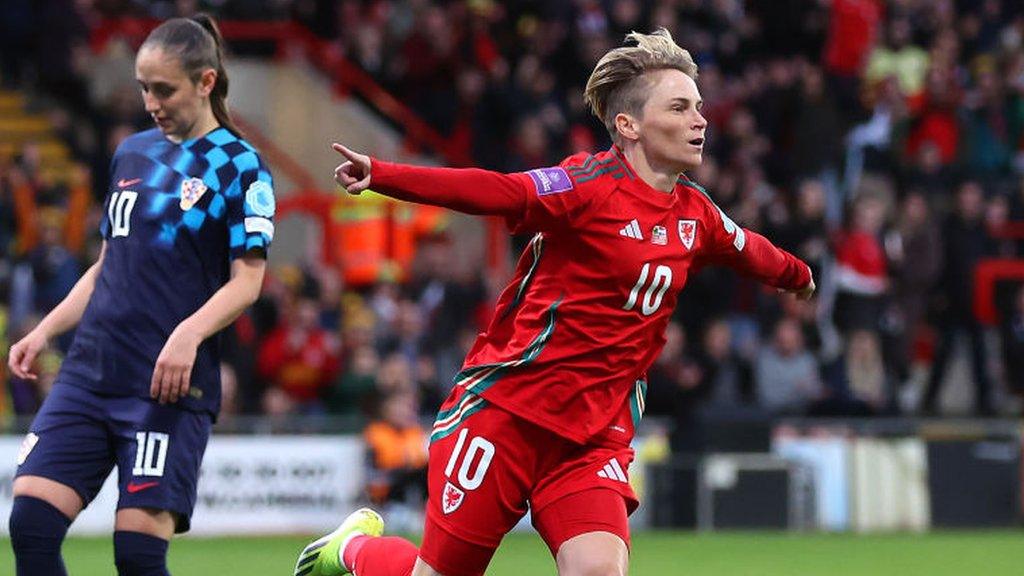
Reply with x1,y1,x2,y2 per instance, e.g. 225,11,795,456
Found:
418,387,638,576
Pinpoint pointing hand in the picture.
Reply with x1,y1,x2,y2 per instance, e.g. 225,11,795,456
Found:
332,143,372,195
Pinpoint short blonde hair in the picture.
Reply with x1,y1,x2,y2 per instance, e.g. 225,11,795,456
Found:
584,28,698,138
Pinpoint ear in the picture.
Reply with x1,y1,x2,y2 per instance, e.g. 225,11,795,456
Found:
614,112,640,142
197,68,217,97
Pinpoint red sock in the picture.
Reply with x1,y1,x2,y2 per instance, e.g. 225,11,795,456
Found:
345,535,419,576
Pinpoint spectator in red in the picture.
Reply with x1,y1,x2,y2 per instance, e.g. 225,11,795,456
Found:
823,0,883,118
257,294,341,411
904,65,961,169
833,194,889,336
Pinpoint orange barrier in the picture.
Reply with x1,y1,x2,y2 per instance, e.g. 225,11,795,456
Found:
276,190,449,286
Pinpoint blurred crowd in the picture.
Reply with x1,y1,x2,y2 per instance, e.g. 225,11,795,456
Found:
305,0,1024,431
2,0,1024,483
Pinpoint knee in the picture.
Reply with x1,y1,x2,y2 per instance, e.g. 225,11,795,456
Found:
559,555,627,576
9,495,71,551
113,531,170,576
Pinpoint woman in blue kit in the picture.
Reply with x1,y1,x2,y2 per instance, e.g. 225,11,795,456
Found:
6,15,275,576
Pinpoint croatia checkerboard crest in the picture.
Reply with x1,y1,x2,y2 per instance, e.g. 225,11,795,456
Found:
179,177,208,211
442,481,465,514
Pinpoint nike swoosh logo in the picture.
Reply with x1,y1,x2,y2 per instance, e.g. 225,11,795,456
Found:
118,178,142,188
126,481,160,493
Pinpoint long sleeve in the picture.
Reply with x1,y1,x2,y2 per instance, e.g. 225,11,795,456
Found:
371,159,531,218
698,203,811,290
725,229,813,290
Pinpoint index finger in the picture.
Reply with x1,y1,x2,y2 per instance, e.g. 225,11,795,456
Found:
332,142,358,161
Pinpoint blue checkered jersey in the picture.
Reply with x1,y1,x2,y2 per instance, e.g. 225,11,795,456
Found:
60,127,274,416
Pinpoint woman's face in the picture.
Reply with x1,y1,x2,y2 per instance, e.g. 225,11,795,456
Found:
135,46,213,142
632,68,708,173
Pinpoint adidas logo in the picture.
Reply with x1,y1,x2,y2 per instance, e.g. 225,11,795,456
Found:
619,219,643,240
596,458,629,483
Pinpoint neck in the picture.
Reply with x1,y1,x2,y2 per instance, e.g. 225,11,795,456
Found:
175,108,220,143
189,113,221,141
621,143,679,193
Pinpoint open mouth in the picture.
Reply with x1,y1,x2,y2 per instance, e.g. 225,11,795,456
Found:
688,137,704,147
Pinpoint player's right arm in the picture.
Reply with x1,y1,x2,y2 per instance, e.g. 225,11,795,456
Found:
8,241,108,380
332,143,595,234
332,143,529,217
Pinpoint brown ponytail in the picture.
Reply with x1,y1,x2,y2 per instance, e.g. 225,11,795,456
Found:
142,14,242,136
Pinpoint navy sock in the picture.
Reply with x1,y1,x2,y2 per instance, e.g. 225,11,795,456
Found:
113,530,171,576
9,495,72,576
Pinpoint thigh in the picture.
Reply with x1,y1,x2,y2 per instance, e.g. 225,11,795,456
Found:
15,383,116,509
531,441,638,556
12,476,85,520
421,388,540,575
110,398,212,534
533,488,631,558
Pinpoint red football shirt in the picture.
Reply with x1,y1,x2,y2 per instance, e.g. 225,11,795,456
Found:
371,147,810,443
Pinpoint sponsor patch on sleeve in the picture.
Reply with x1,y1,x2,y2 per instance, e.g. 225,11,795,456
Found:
526,167,574,196
244,216,275,239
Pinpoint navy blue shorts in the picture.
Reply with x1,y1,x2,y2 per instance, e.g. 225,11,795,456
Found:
16,382,212,533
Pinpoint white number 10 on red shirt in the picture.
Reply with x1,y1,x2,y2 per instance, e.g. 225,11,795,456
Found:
624,263,672,316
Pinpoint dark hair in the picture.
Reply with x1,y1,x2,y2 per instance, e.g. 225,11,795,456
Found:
141,14,241,136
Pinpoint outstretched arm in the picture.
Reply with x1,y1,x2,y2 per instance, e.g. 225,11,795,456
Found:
735,230,815,299
699,207,814,299
332,143,529,217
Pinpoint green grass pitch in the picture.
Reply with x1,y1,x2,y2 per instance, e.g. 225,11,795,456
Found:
1,531,1022,575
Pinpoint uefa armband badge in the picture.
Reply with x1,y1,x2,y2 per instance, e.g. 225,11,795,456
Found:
180,177,208,211
526,167,573,196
